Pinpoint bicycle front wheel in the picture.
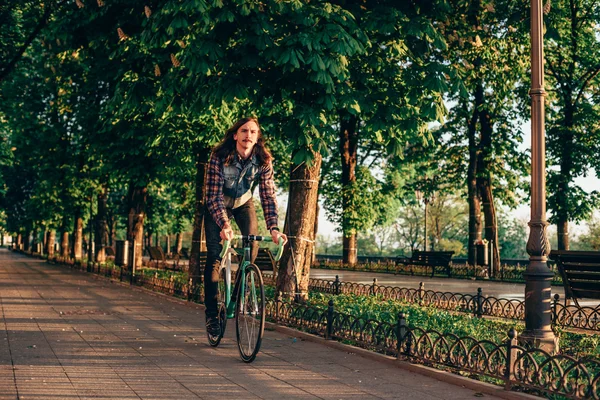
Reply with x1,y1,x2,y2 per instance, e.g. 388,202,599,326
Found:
235,263,265,362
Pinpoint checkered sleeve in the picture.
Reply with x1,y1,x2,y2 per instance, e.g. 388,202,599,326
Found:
258,161,278,230
206,153,229,229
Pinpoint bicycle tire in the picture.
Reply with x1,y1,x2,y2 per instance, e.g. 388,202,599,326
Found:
207,267,228,347
235,263,265,362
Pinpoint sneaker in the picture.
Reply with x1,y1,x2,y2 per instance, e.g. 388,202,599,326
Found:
206,316,221,337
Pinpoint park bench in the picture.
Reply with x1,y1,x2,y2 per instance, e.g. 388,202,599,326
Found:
231,247,277,272
254,247,277,272
188,248,275,276
549,250,600,306
395,250,455,278
148,246,178,270
103,246,116,261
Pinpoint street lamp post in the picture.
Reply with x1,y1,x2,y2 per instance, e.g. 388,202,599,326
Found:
522,0,557,352
415,189,435,251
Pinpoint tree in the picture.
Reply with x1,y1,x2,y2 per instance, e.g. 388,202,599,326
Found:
544,0,600,250
321,0,451,266
438,0,529,273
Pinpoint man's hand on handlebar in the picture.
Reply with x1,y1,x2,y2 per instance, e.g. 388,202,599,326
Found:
220,222,234,241
271,229,287,246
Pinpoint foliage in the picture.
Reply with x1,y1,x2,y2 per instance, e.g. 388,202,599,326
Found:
322,166,389,235
571,213,600,251
306,291,600,358
496,210,528,258
315,234,343,255
545,0,600,231
435,0,530,205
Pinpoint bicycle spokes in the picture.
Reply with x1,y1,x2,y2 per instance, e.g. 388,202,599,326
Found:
235,264,265,362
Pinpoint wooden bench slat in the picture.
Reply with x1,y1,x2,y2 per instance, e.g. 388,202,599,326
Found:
549,250,600,306
568,281,600,290
562,264,600,272
572,289,600,299
564,272,600,281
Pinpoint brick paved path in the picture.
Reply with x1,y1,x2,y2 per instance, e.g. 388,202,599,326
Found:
0,249,506,399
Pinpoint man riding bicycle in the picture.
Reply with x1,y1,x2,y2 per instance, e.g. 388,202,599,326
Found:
204,117,287,337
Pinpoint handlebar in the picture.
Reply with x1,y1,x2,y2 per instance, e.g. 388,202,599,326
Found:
219,234,285,261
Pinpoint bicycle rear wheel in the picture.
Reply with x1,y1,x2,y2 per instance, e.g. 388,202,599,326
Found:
207,268,228,347
235,263,265,362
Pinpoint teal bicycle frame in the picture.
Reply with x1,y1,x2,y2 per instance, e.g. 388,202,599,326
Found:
219,235,284,319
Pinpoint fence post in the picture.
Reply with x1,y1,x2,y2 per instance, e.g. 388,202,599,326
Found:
396,312,407,357
334,275,340,295
504,328,518,390
489,240,494,279
476,288,483,318
275,291,282,322
552,294,560,326
371,278,378,296
326,299,334,339
418,282,424,306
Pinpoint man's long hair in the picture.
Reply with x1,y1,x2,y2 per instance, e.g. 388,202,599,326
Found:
212,117,273,166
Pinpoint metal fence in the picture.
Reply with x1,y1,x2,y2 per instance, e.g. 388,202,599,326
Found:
266,300,600,400
263,273,600,332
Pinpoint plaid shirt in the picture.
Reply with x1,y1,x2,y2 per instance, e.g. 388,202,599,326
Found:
206,151,279,230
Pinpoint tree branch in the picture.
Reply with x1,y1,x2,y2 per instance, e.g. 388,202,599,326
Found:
0,0,66,83
575,65,600,106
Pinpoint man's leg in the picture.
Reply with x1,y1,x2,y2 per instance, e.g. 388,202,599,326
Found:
233,199,258,262
204,208,224,319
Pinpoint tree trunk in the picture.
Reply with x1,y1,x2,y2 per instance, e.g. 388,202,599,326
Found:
31,229,38,254
480,179,501,273
557,219,569,251
312,197,320,267
73,216,83,260
23,232,30,253
46,230,55,258
165,235,171,254
109,219,116,248
176,233,183,253
477,106,501,275
276,150,322,301
107,206,116,248
127,184,147,269
467,91,483,266
16,233,22,250
189,145,210,286
95,187,108,263
60,232,69,258
339,112,359,266
557,103,574,250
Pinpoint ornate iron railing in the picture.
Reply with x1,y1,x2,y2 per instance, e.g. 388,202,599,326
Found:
553,295,600,332
266,299,600,399
265,273,600,332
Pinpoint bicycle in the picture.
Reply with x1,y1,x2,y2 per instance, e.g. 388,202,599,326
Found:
207,234,284,362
